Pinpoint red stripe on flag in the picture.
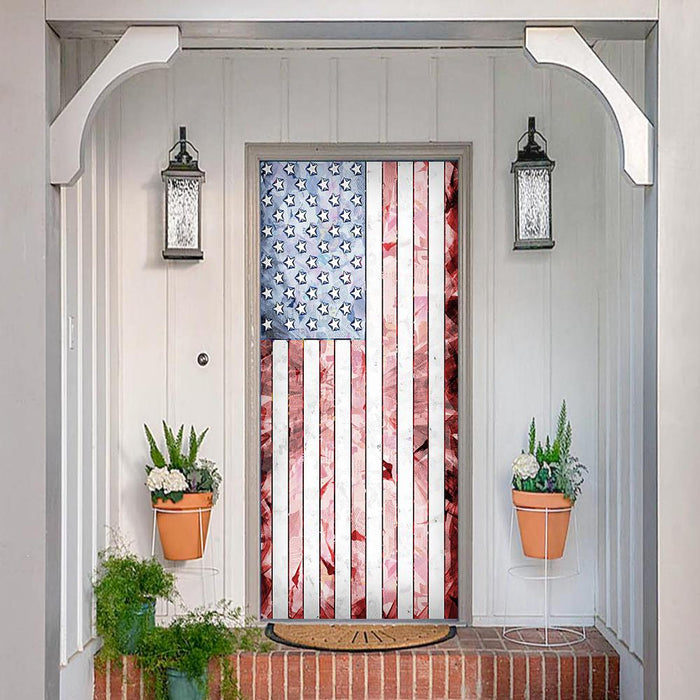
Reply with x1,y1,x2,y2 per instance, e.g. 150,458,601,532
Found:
412,162,430,619
444,161,459,619
319,339,336,619
382,161,398,619
260,340,273,619
350,340,366,618
288,340,305,619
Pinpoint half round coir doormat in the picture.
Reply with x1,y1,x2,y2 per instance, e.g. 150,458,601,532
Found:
266,623,456,652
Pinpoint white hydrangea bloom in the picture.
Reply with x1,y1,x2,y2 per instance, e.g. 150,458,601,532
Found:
162,469,188,493
146,467,188,494
146,467,168,491
512,452,540,480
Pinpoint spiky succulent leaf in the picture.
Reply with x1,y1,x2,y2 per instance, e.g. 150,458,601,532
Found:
528,418,536,455
197,427,209,452
144,424,166,468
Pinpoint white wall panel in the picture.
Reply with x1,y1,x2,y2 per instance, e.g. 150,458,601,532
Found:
59,39,118,678
595,40,646,686
61,44,646,638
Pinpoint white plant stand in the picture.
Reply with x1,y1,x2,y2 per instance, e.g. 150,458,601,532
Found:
503,501,586,648
151,505,220,617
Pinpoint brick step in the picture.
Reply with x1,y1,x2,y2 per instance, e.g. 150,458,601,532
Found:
94,627,619,699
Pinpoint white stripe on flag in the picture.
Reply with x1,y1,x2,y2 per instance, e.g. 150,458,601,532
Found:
396,161,415,619
303,340,320,618
334,340,352,619
428,161,445,619
364,161,383,619
272,340,289,619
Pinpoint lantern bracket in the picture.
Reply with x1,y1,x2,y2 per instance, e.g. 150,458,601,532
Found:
50,26,181,186
524,26,653,186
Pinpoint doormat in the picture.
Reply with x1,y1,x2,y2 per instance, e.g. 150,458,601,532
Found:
265,623,455,652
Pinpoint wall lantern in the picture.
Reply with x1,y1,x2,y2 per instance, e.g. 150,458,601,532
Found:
161,126,205,260
511,116,555,250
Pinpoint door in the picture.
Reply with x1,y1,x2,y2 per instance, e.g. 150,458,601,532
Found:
258,157,459,620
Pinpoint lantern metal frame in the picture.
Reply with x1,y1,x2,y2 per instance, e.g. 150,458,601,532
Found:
161,126,205,260
511,116,555,251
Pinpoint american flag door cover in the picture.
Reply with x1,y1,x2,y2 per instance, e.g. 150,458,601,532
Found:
259,160,459,620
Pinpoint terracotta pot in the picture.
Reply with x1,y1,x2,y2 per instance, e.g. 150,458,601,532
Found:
512,491,572,560
153,492,213,561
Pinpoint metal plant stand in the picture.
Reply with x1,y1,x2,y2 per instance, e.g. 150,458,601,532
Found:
503,501,586,648
151,505,220,617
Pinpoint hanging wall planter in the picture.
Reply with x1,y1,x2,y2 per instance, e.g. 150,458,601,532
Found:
153,492,213,561
511,402,587,560
144,422,221,562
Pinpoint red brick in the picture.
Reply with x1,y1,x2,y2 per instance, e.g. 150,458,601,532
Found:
414,654,431,698
575,656,590,700
512,655,527,699
94,659,107,700
591,656,606,699
125,656,141,700
256,653,270,699
238,653,255,700
496,655,510,698
318,653,334,697
608,655,620,699
480,654,495,698
335,653,350,700
431,652,447,698
560,656,575,700
528,654,544,700
544,654,559,698
383,652,398,699
207,658,222,698
447,653,463,699
398,653,413,699
366,654,383,699
270,653,285,697
286,652,302,698
109,658,123,700
352,653,366,698
302,653,317,699
463,655,478,700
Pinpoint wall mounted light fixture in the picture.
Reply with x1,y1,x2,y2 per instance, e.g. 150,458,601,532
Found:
161,126,205,260
511,116,555,250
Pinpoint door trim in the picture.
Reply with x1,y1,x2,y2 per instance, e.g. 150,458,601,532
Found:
244,143,472,622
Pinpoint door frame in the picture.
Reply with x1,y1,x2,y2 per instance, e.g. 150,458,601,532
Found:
244,142,472,622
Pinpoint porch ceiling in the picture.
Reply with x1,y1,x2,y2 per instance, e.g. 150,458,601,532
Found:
48,19,656,46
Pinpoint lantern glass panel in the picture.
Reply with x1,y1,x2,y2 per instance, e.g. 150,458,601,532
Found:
516,167,551,242
166,176,200,249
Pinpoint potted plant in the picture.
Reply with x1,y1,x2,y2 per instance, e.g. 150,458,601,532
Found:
511,401,587,559
93,543,176,657
145,422,222,561
138,601,272,700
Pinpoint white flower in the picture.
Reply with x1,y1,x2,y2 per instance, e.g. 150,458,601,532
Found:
146,467,188,494
512,453,540,480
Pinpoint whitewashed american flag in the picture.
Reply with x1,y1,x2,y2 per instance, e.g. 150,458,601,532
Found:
260,160,459,620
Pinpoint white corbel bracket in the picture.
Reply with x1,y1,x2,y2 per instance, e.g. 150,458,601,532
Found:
50,26,181,186
525,26,654,186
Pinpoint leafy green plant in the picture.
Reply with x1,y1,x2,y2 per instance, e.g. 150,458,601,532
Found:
138,602,273,700
144,422,221,504
511,400,587,503
93,542,176,661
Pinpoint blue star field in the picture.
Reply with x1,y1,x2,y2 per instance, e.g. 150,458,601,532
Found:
260,160,366,340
